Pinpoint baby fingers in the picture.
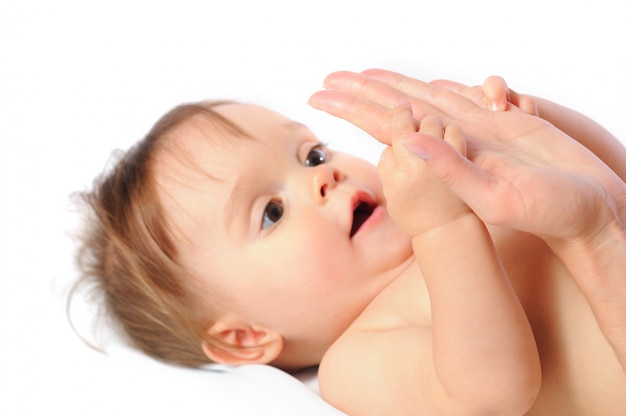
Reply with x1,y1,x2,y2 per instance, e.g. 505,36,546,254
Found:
398,112,465,162
392,103,432,164
482,76,538,115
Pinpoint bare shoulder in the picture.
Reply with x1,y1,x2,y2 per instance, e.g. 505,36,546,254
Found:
319,319,437,416
317,273,442,416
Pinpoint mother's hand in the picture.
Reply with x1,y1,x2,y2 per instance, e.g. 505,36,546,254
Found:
308,69,624,243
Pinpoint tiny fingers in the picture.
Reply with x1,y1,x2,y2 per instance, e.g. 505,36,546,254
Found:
399,114,446,162
482,75,509,111
442,123,467,157
417,114,443,138
379,101,413,174
391,101,417,143
483,76,539,116
392,102,431,162
388,105,466,168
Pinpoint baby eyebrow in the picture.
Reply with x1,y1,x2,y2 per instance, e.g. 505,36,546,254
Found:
223,121,306,234
283,120,306,129
283,121,313,137
224,175,255,236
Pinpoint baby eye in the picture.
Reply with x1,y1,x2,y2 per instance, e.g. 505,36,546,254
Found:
305,144,328,167
261,199,284,230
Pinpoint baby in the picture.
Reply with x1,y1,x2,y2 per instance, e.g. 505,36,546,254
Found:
76,70,626,415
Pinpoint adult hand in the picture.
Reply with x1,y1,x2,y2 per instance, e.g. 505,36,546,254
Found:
308,69,624,245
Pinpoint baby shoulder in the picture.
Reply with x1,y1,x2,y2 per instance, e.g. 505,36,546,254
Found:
318,324,440,416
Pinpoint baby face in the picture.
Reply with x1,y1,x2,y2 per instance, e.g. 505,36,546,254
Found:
156,103,412,364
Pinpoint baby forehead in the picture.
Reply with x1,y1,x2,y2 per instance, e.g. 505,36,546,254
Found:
172,103,304,143
216,103,309,138
152,125,258,178
171,115,311,164
216,102,290,122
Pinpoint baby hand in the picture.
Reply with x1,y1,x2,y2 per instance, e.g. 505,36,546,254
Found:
379,103,472,237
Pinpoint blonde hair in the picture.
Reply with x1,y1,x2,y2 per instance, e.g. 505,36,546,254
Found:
74,100,244,367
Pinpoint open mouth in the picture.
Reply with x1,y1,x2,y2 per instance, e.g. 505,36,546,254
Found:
350,200,376,238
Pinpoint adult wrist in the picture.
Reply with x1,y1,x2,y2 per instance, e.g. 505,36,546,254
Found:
548,205,626,293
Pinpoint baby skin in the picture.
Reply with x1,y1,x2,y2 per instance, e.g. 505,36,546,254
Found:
155,75,626,415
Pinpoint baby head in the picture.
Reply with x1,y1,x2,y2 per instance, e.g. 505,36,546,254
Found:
76,101,412,370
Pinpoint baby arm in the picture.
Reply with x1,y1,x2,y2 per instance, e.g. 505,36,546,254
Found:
376,104,541,413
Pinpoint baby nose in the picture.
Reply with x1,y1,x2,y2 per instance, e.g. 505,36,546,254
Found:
311,165,341,204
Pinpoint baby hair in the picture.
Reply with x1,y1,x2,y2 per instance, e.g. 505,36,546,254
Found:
73,100,244,367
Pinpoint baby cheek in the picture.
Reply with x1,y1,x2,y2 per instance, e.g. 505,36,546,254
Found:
341,157,383,189
288,238,345,283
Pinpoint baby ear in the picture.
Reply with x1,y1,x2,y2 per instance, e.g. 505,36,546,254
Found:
201,320,283,365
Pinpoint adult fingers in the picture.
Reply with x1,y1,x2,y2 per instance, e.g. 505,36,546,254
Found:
321,71,445,120
359,69,481,119
309,71,462,144
429,79,469,93
308,88,395,145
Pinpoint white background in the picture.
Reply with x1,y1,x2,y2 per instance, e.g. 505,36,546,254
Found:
1,1,625,415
